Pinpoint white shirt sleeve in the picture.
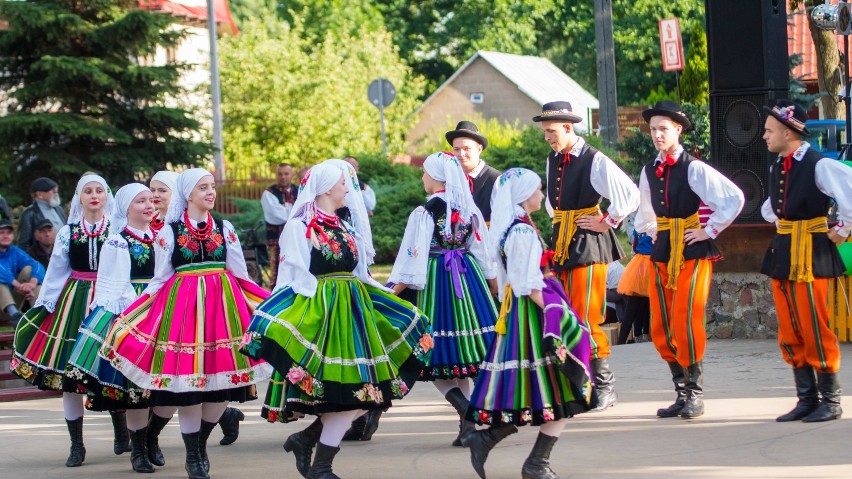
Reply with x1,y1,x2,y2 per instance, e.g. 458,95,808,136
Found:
816,158,852,237
362,185,377,212
687,161,745,238
90,235,136,314
388,207,433,290
503,224,545,297
33,225,73,312
261,190,292,225
275,219,317,297
143,226,176,296
545,159,555,218
590,153,641,227
761,197,778,224
467,219,496,280
223,220,251,281
634,168,658,237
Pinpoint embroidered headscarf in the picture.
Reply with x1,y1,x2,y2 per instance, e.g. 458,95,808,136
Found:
422,151,484,240
111,183,151,234
67,174,116,225
150,171,179,194
488,168,542,261
323,159,376,264
164,168,214,224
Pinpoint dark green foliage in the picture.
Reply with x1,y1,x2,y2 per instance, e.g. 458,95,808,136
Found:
0,0,209,197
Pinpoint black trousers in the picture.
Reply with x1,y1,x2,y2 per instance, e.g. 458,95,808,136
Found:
617,295,650,345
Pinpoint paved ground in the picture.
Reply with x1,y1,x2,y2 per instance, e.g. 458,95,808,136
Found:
2,339,851,479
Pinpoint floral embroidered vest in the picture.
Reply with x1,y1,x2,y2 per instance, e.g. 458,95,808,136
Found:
169,217,227,267
307,218,359,275
68,221,110,272
424,197,472,250
120,229,155,279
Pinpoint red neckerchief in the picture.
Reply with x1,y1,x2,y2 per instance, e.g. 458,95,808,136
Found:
305,208,340,241
782,151,795,172
655,153,678,178
562,151,571,165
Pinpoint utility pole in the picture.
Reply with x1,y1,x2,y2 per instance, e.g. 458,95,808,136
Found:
207,0,225,182
594,0,619,148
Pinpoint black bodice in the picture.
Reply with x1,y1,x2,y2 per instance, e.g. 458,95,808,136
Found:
120,229,155,279
424,197,473,250
307,217,360,275
68,221,110,272
169,217,228,267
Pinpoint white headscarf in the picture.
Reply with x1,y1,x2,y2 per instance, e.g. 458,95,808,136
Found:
67,174,116,225
423,151,484,240
488,168,542,261
164,168,214,224
111,183,151,234
150,170,178,193
324,159,376,264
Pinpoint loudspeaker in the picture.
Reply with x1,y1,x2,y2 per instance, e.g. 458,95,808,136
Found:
705,0,789,93
705,0,789,224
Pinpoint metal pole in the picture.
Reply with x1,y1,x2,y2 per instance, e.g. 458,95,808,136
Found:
378,79,387,159
207,0,225,182
675,71,682,104
845,33,851,150
594,0,619,148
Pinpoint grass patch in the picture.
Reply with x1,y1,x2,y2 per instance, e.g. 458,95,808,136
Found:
371,264,393,284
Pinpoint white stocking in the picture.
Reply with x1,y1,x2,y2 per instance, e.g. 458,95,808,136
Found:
432,379,457,397
178,404,202,434
62,392,85,421
201,402,228,423
126,408,150,432
319,410,367,447
455,378,472,399
152,405,177,420
539,418,568,437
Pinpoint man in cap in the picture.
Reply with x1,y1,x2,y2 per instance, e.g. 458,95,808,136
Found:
17,177,66,250
761,99,852,423
261,163,299,286
446,121,501,225
534,101,640,411
634,100,744,419
26,219,56,269
0,219,45,326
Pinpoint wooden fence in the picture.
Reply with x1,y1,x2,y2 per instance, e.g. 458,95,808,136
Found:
213,166,275,216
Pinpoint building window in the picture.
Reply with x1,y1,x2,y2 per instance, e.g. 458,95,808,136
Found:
470,92,485,104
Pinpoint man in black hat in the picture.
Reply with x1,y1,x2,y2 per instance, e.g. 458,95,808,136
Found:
446,121,501,224
17,177,66,250
634,100,744,419
760,99,852,423
26,219,56,269
534,100,640,411
0,219,45,326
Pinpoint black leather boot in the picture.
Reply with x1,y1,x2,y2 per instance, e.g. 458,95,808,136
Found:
445,387,475,447
521,432,560,479
777,367,819,422
306,442,342,479
802,371,843,422
284,417,324,478
181,432,209,479
360,408,384,441
111,411,132,455
681,361,704,419
198,420,217,474
340,415,366,441
589,357,618,411
657,361,687,418
147,413,171,466
218,407,245,445
65,417,86,467
461,421,518,479
129,427,155,473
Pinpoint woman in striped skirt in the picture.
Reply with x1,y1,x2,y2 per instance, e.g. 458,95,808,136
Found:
10,174,120,467
101,169,272,479
461,168,593,479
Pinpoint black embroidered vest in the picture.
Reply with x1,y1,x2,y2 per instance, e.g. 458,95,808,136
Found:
170,217,228,267
68,221,109,272
307,218,360,276
424,197,473,250
120,230,156,279
472,165,501,223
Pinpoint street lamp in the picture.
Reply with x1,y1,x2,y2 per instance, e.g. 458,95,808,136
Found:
811,2,852,160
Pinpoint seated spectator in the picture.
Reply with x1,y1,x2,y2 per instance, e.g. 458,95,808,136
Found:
26,219,55,269
17,177,66,250
0,219,45,325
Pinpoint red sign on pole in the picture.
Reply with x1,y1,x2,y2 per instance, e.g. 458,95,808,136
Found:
659,18,684,72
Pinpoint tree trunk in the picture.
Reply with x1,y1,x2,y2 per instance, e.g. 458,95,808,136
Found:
807,5,845,119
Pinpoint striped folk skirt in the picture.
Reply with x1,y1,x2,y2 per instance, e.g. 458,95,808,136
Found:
100,263,273,406
11,271,96,391
240,273,430,423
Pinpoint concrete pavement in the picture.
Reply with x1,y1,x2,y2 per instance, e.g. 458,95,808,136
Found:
2,339,851,479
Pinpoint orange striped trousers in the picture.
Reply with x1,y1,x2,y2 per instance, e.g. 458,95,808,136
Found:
558,264,609,359
772,278,841,373
650,259,712,367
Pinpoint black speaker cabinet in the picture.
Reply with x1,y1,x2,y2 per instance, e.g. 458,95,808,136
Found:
705,0,789,93
709,90,786,224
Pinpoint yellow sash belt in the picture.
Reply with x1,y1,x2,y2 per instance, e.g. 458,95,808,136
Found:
656,212,700,290
776,216,828,283
495,284,513,335
552,205,600,265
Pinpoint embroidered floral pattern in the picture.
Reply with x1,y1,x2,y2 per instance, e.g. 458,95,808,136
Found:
390,379,409,398
176,221,224,261
70,222,109,246
151,376,173,389
353,383,383,403
433,211,472,247
287,366,324,398
230,371,254,385
126,236,153,267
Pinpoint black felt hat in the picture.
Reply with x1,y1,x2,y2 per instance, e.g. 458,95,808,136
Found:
31,177,58,193
763,100,810,136
445,121,488,150
642,100,692,130
532,101,584,123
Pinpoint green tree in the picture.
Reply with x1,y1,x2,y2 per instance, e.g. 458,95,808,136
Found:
218,17,424,167
0,0,209,196
680,23,709,106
